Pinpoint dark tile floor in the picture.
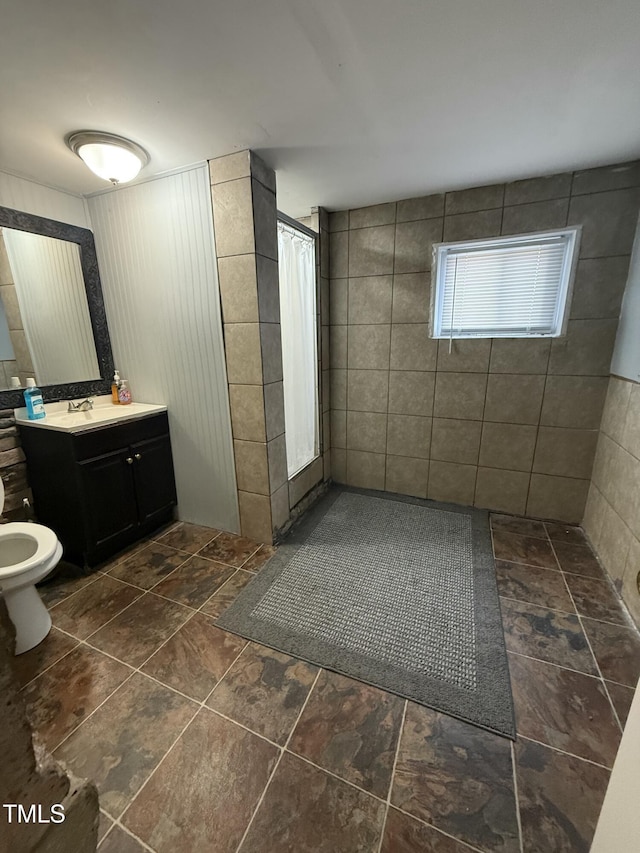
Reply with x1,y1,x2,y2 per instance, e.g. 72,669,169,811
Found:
12,516,640,852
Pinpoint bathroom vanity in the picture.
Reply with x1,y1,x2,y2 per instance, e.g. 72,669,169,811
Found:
18,403,177,568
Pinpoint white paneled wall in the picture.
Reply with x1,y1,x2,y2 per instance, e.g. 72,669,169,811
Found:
88,166,239,532
3,229,99,384
0,171,89,228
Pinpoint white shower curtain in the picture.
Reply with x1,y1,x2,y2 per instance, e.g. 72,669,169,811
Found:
277,220,318,478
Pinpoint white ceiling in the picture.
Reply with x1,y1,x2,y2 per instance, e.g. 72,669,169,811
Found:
2,0,640,217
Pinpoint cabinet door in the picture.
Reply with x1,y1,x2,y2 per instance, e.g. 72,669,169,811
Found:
131,435,177,526
78,449,138,548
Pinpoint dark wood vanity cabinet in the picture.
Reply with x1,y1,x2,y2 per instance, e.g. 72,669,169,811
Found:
20,412,177,567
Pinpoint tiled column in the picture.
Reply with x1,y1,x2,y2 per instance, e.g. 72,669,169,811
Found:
209,151,287,543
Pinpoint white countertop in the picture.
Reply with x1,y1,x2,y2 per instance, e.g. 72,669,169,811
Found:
15,395,167,434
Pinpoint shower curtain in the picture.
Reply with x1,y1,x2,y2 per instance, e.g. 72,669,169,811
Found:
277,220,318,478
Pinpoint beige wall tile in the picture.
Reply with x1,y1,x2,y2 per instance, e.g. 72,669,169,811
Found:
597,498,632,585
217,255,258,323
234,440,269,495
349,203,396,229
224,323,263,385
267,434,288,494
348,225,395,276
396,194,444,222
390,325,437,371
322,410,331,453
621,537,640,627
526,474,589,523
330,279,348,325
323,449,332,481
348,276,393,324
331,409,346,449
391,273,430,323
0,284,23,330
252,178,278,262
0,238,14,284
346,450,386,490
331,369,347,409
484,374,545,424
600,376,631,443
332,448,347,482
533,427,599,479
347,369,389,412
330,231,348,278
264,381,285,440
570,257,630,320
568,188,640,258
348,325,391,370
622,383,640,461
479,423,537,472
321,369,330,413
228,384,265,442
431,418,482,465
320,276,330,326
475,468,530,515
211,177,255,257
346,410,387,453
271,483,290,530
540,376,608,429
428,460,477,505
394,219,443,273
614,451,640,540
489,338,550,374
443,209,502,242
260,323,283,384
386,414,431,459
256,254,280,323
436,339,491,373
8,330,33,373
385,456,429,498
548,320,618,377
328,211,349,233
433,372,487,420
572,161,640,195
445,184,504,214
504,173,572,205
250,151,277,193
289,457,324,508
209,150,251,185
238,491,272,543
330,326,347,368
582,483,606,551
501,198,569,235
388,370,435,416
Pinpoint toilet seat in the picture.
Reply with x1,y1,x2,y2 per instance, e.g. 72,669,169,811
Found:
0,523,60,580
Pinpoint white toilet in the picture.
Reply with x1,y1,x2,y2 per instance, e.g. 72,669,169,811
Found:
0,478,63,654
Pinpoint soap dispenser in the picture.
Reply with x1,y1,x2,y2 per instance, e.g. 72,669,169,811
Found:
111,370,121,404
23,378,46,420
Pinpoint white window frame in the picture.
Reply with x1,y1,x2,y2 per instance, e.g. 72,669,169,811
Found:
430,227,581,340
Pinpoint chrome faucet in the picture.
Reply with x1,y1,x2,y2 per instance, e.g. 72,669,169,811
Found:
67,397,94,413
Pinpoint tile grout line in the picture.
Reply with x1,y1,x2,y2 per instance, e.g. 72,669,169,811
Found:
389,804,486,852
375,697,407,853
506,649,603,681
510,740,525,853
517,734,614,772
232,667,324,853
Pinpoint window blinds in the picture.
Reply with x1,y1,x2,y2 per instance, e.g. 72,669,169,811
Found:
432,229,579,339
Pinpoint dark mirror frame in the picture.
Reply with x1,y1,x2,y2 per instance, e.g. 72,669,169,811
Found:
0,205,114,409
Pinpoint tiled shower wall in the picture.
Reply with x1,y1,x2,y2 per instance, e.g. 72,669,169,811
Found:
329,161,640,522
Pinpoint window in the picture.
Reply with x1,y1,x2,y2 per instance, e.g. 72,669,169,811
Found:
431,228,580,339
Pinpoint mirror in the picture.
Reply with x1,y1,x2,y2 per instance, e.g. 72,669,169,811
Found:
0,206,114,408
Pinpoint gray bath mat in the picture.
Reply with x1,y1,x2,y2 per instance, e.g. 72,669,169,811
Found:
217,487,515,738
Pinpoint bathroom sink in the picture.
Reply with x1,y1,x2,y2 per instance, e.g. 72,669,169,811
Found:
15,400,167,434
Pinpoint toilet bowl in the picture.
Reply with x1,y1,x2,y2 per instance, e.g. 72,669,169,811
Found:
0,478,62,654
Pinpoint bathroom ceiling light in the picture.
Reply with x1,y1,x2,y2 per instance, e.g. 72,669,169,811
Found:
66,131,150,185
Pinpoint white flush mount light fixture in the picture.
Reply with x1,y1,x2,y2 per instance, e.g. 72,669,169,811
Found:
66,131,150,185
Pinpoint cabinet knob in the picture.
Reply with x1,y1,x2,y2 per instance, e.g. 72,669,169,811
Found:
134,453,142,461
125,457,134,465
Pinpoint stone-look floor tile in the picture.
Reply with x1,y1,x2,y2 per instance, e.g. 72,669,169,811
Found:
239,752,386,853
99,825,147,852
564,574,627,625
552,542,603,578
391,703,520,852
242,544,276,573
98,810,113,843
21,645,131,751
154,521,221,554
515,738,610,853
123,708,278,853
142,614,246,701
581,618,640,687
37,562,99,608
208,643,318,745
491,514,548,539
496,560,575,612
289,670,404,798
51,576,142,640
198,531,260,567
500,598,597,674
89,593,192,667
11,627,78,687
492,531,558,569
508,653,621,767
200,569,253,618
381,807,474,853
545,522,587,546
108,542,190,589
606,681,635,727
151,556,235,608
55,672,195,816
